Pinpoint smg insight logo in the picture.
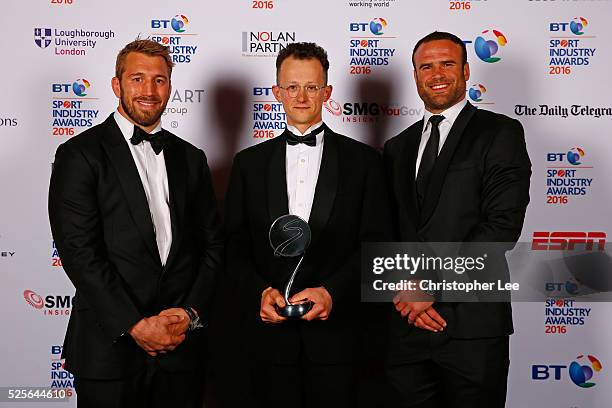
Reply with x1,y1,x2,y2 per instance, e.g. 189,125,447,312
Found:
24,289,73,316
532,354,603,388
151,14,199,63
323,98,422,123
470,29,507,63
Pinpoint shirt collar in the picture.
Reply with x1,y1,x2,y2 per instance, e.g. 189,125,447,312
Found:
422,98,467,134
286,121,324,147
113,110,163,142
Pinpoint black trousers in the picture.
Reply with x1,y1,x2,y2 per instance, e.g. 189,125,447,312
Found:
74,359,204,408
252,355,356,408
386,331,509,408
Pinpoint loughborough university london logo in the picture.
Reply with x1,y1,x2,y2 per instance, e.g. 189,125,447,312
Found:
34,28,52,48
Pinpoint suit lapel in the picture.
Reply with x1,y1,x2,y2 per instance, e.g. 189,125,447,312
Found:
267,134,289,224
308,126,338,243
100,115,160,264
397,121,422,226
162,132,187,271
419,102,477,226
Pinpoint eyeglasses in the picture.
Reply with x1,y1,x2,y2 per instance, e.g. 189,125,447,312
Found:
277,84,327,98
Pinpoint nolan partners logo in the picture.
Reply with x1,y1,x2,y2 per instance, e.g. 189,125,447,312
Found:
33,27,114,56
473,29,506,63
569,355,602,388
151,14,199,64
242,31,296,57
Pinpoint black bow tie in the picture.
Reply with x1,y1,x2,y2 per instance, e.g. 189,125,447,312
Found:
130,126,168,155
285,124,326,147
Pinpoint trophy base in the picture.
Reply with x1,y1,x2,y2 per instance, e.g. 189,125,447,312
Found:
276,300,313,318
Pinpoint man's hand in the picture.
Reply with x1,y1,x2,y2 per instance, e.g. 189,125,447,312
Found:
128,315,186,356
290,287,332,321
260,287,287,324
393,291,446,332
159,308,191,337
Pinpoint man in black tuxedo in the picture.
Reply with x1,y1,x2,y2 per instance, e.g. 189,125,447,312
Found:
48,39,222,408
383,32,531,407
223,42,390,407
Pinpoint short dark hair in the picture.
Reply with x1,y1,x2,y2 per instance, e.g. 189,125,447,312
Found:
275,42,330,85
411,31,467,69
115,39,174,80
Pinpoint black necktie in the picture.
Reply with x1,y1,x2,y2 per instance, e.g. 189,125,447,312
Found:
416,115,445,207
130,126,168,155
285,123,326,147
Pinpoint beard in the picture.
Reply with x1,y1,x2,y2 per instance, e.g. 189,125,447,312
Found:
418,83,466,112
120,90,168,127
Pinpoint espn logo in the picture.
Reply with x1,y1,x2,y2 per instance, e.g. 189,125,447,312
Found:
532,232,606,251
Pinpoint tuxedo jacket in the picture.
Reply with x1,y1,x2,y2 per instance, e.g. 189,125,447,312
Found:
48,114,223,379
383,102,531,351
223,126,391,364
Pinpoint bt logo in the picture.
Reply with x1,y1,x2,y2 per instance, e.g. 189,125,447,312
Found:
349,18,388,35
52,79,91,97
468,84,487,102
546,148,585,165
474,29,506,63
550,17,588,36
532,355,603,388
151,14,189,33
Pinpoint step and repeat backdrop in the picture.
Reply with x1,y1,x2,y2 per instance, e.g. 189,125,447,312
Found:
1,0,611,407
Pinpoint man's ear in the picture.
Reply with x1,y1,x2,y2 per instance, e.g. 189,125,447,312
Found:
111,77,121,98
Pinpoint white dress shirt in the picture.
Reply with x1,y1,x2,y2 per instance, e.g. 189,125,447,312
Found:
285,121,325,222
415,98,468,177
114,111,172,266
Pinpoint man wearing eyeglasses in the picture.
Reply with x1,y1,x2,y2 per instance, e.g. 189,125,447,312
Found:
222,42,390,406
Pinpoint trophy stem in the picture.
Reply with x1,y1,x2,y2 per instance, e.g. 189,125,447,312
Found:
284,254,305,304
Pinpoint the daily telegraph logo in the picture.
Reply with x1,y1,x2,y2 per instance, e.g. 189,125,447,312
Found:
323,98,422,123
164,88,205,116
349,18,396,75
549,17,597,75
34,27,115,56
545,148,593,205
51,78,100,136
514,104,612,118
531,231,606,251
50,345,74,392
544,298,592,335
251,87,285,139
24,289,73,316
532,354,603,388
51,241,62,267
151,14,198,64
242,31,296,57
